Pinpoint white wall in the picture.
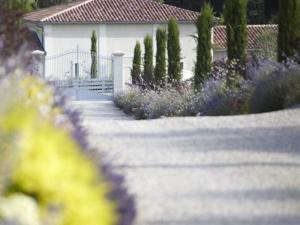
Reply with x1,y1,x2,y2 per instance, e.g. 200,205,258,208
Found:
44,24,100,56
213,49,227,61
43,23,197,80
212,49,261,61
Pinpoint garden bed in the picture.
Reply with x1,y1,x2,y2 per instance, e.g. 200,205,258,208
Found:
115,58,300,120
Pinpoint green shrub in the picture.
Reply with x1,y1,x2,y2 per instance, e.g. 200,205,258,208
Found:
116,59,300,119
253,31,278,61
114,84,194,119
198,78,252,116
285,71,300,107
114,86,145,118
250,65,300,113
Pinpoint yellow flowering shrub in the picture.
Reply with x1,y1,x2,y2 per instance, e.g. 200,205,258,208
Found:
0,74,118,225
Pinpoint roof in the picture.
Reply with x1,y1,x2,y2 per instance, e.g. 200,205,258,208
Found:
213,25,278,49
24,0,199,24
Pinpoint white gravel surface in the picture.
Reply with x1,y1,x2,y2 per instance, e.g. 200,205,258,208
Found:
72,100,300,225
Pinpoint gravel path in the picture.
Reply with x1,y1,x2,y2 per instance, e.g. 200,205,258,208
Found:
72,100,300,225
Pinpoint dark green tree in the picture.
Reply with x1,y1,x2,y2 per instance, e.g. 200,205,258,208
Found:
131,41,142,85
143,34,154,85
224,0,248,64
90,30,97,79
34,0,70,8
248,0,265,24
264,0,279,22
278,0,300,62
154,28,167,85
194,3,213,90
5,0,34,12
0,0,34,62
167,18,182,83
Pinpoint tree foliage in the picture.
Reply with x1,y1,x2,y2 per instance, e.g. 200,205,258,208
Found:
143,34,154,84
4,0,35,11
90,30,97,79
278,0,300,62
248,0,265,24
34,0,70,8
165,0,279,24
131,41,142,85
194,3,213,90
154,28,167,85
167,18,182,83
224,0,248,64
4,0,73,10
0,2,32,64
254,31,278,60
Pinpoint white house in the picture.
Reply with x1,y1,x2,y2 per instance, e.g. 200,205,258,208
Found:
24,0,199,82
212,24,278,61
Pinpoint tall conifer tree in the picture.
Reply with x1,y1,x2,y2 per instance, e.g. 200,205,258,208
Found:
131,41,142,85
224,0,248,63
167,18,182,83
90,30,97,79
143,34,154,85
278,0,300,62
224,0,248,84
154,28,167,85
194,3,213,90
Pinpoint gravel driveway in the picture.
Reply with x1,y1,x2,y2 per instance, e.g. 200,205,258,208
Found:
72,100,300,225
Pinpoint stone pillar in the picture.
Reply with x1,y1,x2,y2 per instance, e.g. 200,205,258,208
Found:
112,52,125,96
31,50,46,78
211,27,214,62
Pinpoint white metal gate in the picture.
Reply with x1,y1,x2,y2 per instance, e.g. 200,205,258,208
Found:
45,47,113,97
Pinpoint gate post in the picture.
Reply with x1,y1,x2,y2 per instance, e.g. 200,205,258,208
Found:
31,50,46,78
112,52,125,96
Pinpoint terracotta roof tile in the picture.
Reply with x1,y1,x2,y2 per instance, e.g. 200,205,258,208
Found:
213,25,278,49
24,0,198,23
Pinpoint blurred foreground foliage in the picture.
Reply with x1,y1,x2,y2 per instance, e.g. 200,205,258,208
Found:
0,72,118,225
0,2,135,224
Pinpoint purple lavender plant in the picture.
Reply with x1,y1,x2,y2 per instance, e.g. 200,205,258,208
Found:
246,57,280,81
250,58,300,113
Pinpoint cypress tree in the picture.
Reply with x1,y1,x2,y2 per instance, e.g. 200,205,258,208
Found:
143,34,154,85
278,0,300,62
248,0,265,24
5,0,32,11
35,0,69,8
168,18,182,83
154,28,167,85
131,41,142,85
224,0,248,64
194,3,214,90
90,30,97,79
